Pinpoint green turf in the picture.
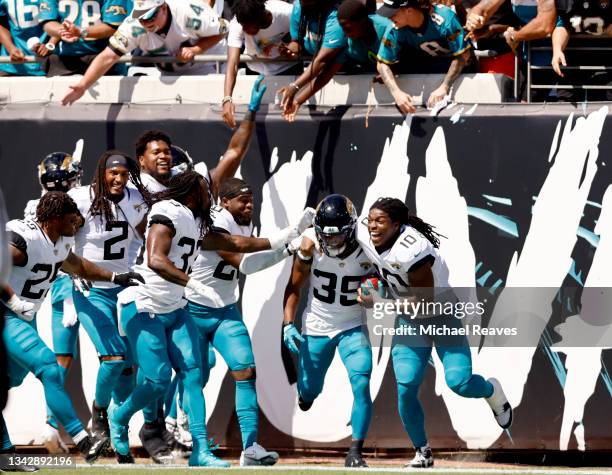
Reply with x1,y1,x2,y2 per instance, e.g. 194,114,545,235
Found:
36,469,590,475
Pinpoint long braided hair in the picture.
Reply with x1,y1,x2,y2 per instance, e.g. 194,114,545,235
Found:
370,197,442,248
89,150,151,225
152,170,212,235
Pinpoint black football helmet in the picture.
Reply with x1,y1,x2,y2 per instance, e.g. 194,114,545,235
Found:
171,145,194,176
38,152,82,192
314,194,358,257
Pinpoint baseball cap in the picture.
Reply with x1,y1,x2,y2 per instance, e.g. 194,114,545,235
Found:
378,0,421,17
132,0,164,20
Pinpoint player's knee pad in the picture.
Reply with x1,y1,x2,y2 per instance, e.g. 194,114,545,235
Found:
444,367,472,396
396,380,420,402
37,363,63,388
99,357,125,376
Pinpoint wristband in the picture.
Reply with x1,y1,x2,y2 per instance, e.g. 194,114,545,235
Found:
289,82,300,92
80,27,88,39
297,249,313,263
111,272,116,283
221,95,233,105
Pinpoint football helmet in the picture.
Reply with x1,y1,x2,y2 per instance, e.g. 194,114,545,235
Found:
171,145,194,176
38,152,82,192
314,194,358,257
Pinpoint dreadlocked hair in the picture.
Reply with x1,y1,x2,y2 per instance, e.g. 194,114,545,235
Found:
36,191,80,224
370,197,442,248
231,0,267,26
152,170,212,234
89,150,152,225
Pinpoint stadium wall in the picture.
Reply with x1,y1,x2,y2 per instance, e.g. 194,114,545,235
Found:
0,103,611,451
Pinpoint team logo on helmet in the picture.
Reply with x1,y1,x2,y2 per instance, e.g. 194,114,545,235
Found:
314,194,359,258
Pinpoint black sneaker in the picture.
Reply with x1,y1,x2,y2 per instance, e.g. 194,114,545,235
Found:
297,396,312,412
116,452,135,464
77,433,110,464
139,423,174,464
345,450,368,468
0,449,39,472
91,402,110,438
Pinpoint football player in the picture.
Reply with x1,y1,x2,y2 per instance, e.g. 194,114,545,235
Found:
67,151,150,463
376,0,473,111
356,197,512,468
1,191,143,464
282,194,374,468
185,177,301,466
24,152,83,455
112,171,313,467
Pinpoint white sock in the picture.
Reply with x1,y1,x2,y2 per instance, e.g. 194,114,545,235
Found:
72,430,88,445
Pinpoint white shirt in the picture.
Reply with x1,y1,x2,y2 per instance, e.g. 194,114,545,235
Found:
7,219,74,312
69,186,147,288
109,0,229,74
227,0,296,75
186,205,251,308
301,228,373,337
118,199,201,314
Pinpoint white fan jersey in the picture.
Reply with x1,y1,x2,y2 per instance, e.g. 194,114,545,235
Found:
301,227,373,337
69,186,147,289
109,0,228,75
119,199,201,314
186,205,252,308
356,219,450,298
6,219,74,312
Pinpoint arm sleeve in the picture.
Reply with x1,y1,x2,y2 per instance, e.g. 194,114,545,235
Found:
239,246,291,274
376,25,400,64
185,2,228,37
102,0,129,26
9,231,28,267
289,0,301,41
38,0,60,22
446,12,471,55
149,214,176,235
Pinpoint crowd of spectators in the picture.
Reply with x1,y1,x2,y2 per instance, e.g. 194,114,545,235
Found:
0,0,610,107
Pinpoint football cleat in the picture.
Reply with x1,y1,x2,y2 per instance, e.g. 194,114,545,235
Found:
0,449,39,472
189,449,230,468
406,446,434,468
345,450,368,468
297,395,313,412
139,423,174,464
42,423,68,454
76,433,110,464
90,402,110,438
486,378,513,429
240,442,279,466
116,452,135,464
107,402,130,457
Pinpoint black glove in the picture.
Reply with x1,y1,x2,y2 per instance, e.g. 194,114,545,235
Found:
112,271,144,287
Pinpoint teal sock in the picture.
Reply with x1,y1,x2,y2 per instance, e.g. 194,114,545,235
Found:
178,369,208,451
39,364,83,438
45,364,68,430
164,374,179,419
235,379,258,449
95,359,124,408
1,415,12,450
112,367,134,406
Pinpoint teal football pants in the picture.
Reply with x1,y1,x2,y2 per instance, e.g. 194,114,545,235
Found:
187,301,257,449
2,310,85,448
117,302,209,451
391,315,494,448
298,326,373,441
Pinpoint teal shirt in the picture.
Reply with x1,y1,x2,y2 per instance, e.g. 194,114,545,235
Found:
338,14,392,65
0,0,46,75
38,0,130,55
377,5,470,64
290,0,347,56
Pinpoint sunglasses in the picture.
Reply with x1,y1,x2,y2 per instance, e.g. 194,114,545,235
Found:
139,6,161,22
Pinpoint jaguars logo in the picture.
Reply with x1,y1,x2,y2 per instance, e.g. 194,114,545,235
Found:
39,2,51,12
106,5,127,15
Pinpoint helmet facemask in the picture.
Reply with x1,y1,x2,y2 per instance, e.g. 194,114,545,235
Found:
315,223,355,257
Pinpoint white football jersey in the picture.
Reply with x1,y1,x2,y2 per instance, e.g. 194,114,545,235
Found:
69,186,147,289
186,205,252,308
109,0,228,74
118,199,201,314
6,219,74,312
301,228,373,337
356,220,450,298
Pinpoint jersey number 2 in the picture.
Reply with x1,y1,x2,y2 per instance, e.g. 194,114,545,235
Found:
103,221,129,260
